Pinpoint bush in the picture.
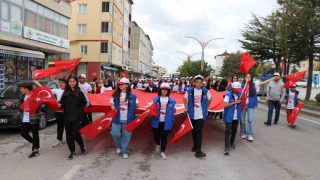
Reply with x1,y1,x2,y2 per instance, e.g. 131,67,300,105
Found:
315,93,320,104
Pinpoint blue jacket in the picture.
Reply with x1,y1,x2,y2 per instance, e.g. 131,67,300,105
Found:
113,93,137,124
187,87,209,120
223,91,242,123
241,83,258,108
151,96,176,130
286,90,299,107
178,84,188,93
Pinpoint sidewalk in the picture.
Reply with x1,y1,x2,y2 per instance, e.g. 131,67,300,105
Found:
258,98,320,118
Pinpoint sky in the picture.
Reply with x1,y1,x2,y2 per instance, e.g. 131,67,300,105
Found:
132,0,279,74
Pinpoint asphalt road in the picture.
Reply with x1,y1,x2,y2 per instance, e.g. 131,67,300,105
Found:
0,104,319,180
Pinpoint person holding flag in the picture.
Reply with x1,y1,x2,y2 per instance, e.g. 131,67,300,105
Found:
285,84,300,128
4,82,41,158
223,82,242,156
59,76,90,160
184,75,212,158
240,74,277,141
151,83,176,160
110,78,140,159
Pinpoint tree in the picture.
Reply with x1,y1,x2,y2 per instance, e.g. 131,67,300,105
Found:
178,60,213,77
219,52,258,78
291,66,298,74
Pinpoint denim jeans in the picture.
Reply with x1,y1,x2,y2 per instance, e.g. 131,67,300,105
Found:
240,105,255,137
111,123,132,155
267,100,281,124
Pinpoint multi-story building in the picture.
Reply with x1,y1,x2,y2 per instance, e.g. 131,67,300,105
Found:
130,21,153,79
0,0,71,89
122,0,133,77
152,62,167,79
69,0,132,81
214,51,230,76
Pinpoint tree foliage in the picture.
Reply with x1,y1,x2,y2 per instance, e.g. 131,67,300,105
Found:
178,60,213,77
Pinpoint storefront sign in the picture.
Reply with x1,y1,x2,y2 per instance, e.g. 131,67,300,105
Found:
11,20,22,36
23,26,69,49
1,21,10,33
0,49,44,58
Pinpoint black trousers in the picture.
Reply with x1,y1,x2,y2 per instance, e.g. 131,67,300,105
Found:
152,122,171,153
83,113,92,125
191,119,204,152
225,120,239,150
215,112,223,119
56,112,64,141
64,121,84,153
21,122,40,150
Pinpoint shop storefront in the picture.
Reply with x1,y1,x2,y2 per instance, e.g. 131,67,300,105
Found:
0,45,44,90
101,64,119,78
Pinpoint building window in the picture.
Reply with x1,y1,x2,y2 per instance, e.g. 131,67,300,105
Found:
80,45,87,54
101,42,109,54
77,24,87,34
54,13,60,36
114,10,117,19
102,1,110,12
113,47,115,57
11,4,22,21
78,4,88,14
37,5,44,31
60,16,69,39
101,22,110,33
1,1,9,20
119,33,122,42
44,8,54,34
113,28,116,37
120,17,122,26
25,10,37,29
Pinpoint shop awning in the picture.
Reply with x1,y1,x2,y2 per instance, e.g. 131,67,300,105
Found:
102,65,119,71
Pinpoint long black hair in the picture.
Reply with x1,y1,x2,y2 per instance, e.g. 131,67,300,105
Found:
112,83,131,102
206,79,214,89
178,79,187,87
220,79,228,89
62,75,81,97
243,74,255,97
213,80,220,90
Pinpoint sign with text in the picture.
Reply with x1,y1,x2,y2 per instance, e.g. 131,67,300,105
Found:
23,26,69,49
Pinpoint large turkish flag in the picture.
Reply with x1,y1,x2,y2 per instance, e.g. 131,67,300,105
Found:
283,71,306,88
167,115,193,149
287,103,304,125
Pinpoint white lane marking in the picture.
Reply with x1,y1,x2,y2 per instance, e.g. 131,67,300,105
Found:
258,106,320,125
60,164,81,180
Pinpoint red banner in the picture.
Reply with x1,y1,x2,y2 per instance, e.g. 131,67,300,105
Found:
208,89,228,112
240,80,250,111
287,103,304,125
54,58,82,70
228,79,232,85
283,71,306,88
20,86,59,114
240,52,256,74
124,102,158,132
79,110,117,140
167,115,193,148
120,72,129,78
33,68,61,79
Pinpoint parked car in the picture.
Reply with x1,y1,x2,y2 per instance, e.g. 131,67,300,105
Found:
295,79,307,88
0,80,59,130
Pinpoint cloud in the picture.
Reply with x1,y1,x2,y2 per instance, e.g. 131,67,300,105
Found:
132,0,278,74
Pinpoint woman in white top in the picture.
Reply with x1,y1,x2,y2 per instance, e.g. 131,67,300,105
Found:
100,80,113,93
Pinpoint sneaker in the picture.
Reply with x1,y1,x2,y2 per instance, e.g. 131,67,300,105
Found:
67,152,77,160
273,121,278,125
116,148,121,154
224,150,229,156
123,154,129,159
248,136,254,141
81,145,87,155
264,122,271,126
28,151,40,158
230,144,236,149
160,152,167,160
195,151,206,158
191,147,196,152
52,140,64,148
241,135,247,139
290,124,296,128
155,145,161,152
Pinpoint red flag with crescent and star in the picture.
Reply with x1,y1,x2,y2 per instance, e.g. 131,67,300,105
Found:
283,71,306,88
167,115,193,148
240,80,250,111
208,89,228,112
54,58,82,70
287,103,304,125
33,67,62,80
120,72,129,78
240,52,256,74
20,86,59,114
79,109,117,140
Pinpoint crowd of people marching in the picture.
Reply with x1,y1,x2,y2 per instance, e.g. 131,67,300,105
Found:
4,72,300,160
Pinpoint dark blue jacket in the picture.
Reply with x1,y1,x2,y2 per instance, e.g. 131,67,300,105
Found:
151,96,176,130
285,90,299,107
223,91,242,123
113,93,137,124
241,83,258,108
178,84,188,93
187,87,209,120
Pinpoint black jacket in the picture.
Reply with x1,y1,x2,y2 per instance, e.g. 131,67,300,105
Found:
60,90,89,122
145,85,158,93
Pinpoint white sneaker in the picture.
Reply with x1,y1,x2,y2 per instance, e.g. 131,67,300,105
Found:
241,135,247,139
52,140,64,147
155,145,161,152
248,137,254,141
123,154,129,159
116,148,121,154
160,152,166,160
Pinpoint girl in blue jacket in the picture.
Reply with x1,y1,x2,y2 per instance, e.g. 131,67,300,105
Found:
285,84,300,128
151,83,176,160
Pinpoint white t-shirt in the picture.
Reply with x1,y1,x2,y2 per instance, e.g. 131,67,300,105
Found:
184,88,212,120
149,87,153,92
144,83,149,88
287,91,299,109
154,82,159,87
79,82,92,94
246,83,260,104
181,84,186,92
159,97,169,122
137,83,143,89
224,94,239,120
100,86,113,93
23,95,30,123
51,89,64,102
110,93,139,121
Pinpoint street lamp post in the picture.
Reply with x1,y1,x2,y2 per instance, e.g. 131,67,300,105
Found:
176,51,201,62
184,36,223,71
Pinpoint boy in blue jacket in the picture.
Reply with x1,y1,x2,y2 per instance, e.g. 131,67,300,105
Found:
223,82,242,156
